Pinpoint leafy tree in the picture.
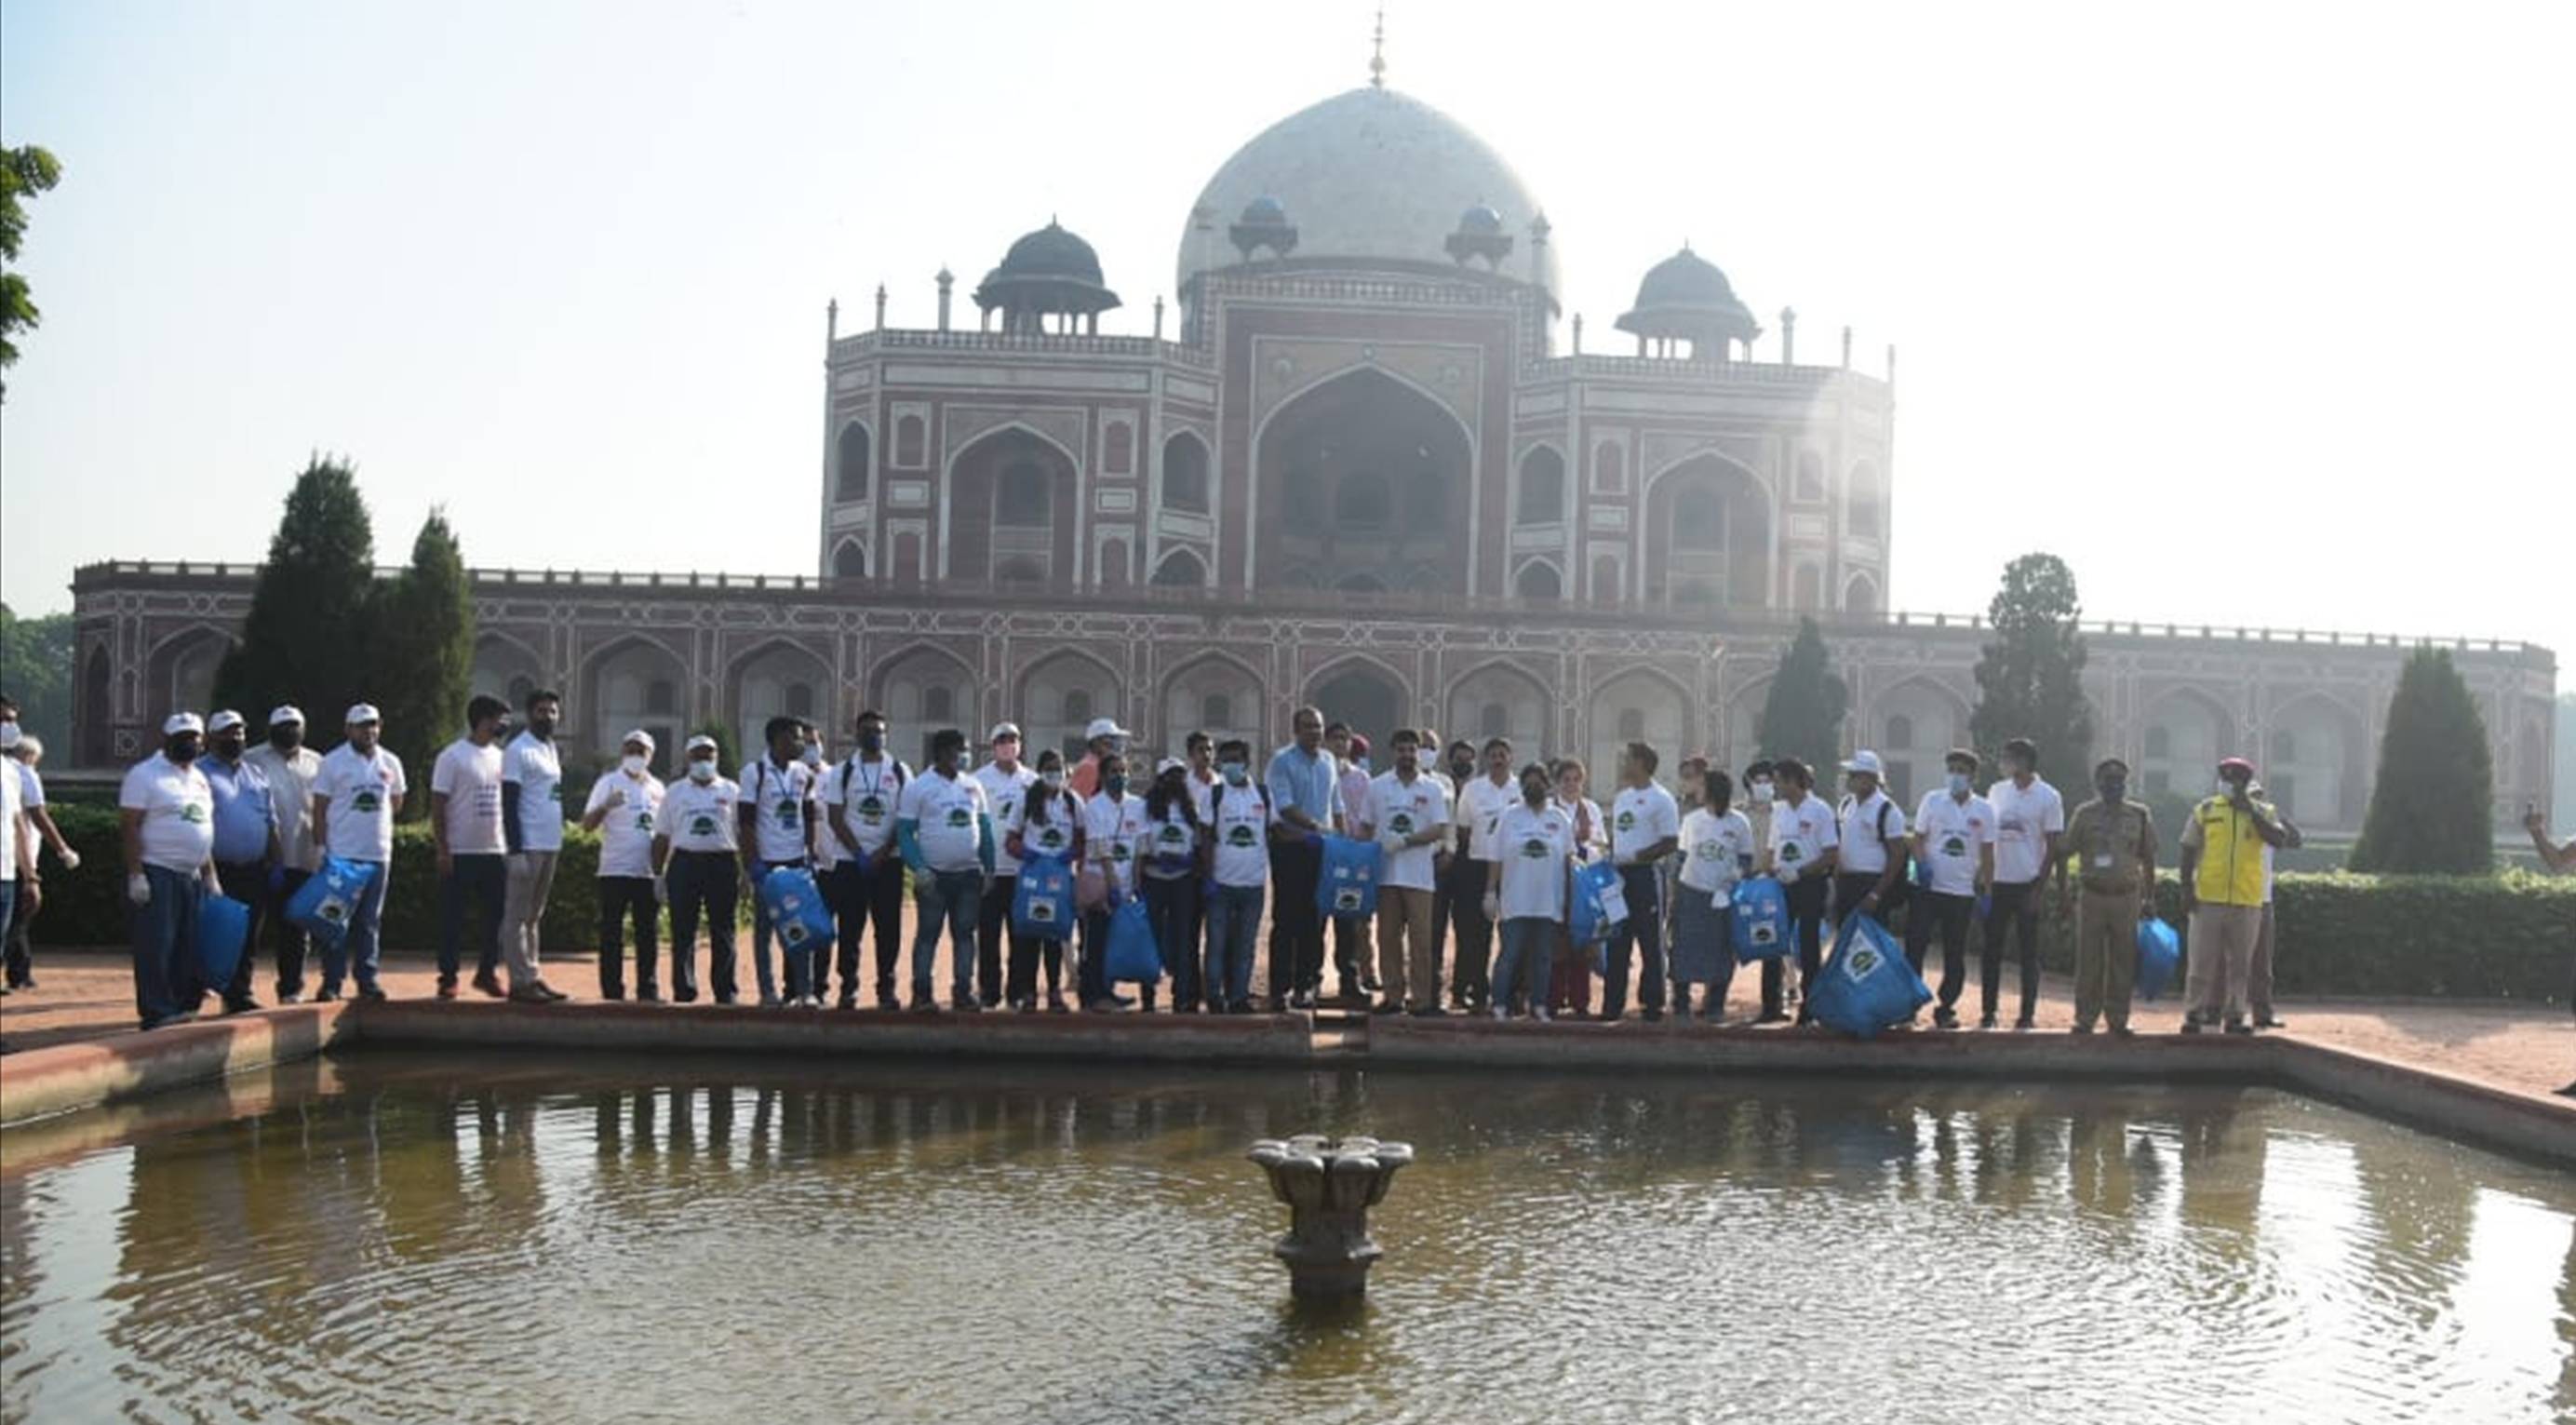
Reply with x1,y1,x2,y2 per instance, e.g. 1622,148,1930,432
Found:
1,142,63,398
2350,646,2494,874
0,602,74,747
212,456,377,728
368,512,476,818
1969,553,2095,784
1754,617,1847,773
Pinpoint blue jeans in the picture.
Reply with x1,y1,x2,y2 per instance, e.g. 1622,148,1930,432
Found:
746,858,807,1001
1142,873,1203,1008
1205,883,1265,1007
1601,865,1667,1017
129,864,206,1026
437,852,506,982
911,867,983,1001
321,859,390,994
1496,916,1554,1015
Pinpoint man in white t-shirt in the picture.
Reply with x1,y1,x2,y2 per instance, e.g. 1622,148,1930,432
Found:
1908,747,1994,1028
1483,763,1576,1019
1451,737,1519,1012
1766,758,1840,1025
1325,723,1377,1002
896,726,994,1012
822,708,910,1009
5,728,75,993
582,730,665,1001
244,706,323,1002
430,695,516,1001
1360,728,1452,1015
1603,741,1683,1022
1833,751,1910,935
309,704,407,1001
499,688,570,1002
651,734,743,1003
0,719,35,1005
1982,736,2066,1029
972,721,1039,1009
738,714,819,1006
119,712,220,1030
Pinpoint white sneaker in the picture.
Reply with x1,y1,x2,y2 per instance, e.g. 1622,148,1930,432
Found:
1533,1007,1552,1022
1490,1005,1508,1021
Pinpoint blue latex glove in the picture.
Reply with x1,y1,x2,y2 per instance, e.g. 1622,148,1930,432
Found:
977,813,997,878
895,820,928,880
266,865,288,894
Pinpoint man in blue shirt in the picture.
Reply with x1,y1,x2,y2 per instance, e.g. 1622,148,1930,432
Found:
1264,705,1339,1010
200,710,281,1014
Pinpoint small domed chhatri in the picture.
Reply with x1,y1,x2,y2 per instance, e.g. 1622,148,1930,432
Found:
1445,200,1512,268
974,219,1122,334
1616,243,1760,358
1231,195,1300,262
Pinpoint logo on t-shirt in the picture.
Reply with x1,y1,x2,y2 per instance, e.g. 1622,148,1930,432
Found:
1941,835,1968,858
1520,837,1548,859
946,806,973,829
1696,839,1721,862
1617,809,1637,832
1779,841,1803,864
180,802,208,824
1111,843,1132,862
1389,812,1414,836
352,789,382,814
690,813,718,837
774,798,798,827
1037,827,1068,853
633,811,654,832
857,795,886,826
1227,825,1257,848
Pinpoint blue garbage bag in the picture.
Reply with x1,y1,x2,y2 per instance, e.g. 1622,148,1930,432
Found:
195,894,251,990
1806,913,1931,1039
1730,876,1791,962
758,866,836,955
1013,851,1076,941
286,856,380,948
1313,834,1383,921
2136,915,2181,1001
1104,894,1162,984
1571,859,1629,952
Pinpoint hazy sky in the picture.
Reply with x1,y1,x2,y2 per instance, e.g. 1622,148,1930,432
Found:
4,1,2569,674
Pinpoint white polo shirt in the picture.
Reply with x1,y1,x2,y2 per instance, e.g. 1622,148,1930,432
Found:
1912,790,1994,897
584,768,664,879
897,768,988,874
503,731,566,852
1769,793,1839,881
430,738,505,854
1366,771,1450,892
313,743,407,862
822,755,908,861
1206,780,1271,888
1462,773,1521,862
1082,791,1150,896
739,756,815,864
1493,801,1575,921
245,744,323,871
654,775,740,854
1986,776,2066,886
1609,781,1682,867
1836,790,1907,875
1678,806,1755,895
0,755,19,881
974,761,1040,875
121,752,216,874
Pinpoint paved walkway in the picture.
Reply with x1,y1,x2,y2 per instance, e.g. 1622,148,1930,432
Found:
7,936,2570,1099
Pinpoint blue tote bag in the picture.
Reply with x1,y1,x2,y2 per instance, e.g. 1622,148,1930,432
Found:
1104,895,1163,984
1806,912,1931,1039
1729,876,1791,963
286,856,380,949
1571,859,1629,950
1313,833,1383,921
1013,851,1076,941
758,866,837,954
194,894,251,991
2136,915,2181,1001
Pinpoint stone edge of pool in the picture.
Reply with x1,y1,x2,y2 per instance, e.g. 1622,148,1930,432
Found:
3,1002,2569,1168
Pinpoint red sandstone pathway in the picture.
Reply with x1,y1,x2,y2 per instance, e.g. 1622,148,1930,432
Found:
6,930,2570,1099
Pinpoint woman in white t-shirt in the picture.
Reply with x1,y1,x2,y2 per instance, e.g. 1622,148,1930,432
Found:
1136,758,1207,1014
1673,768,1757,1022
1078,752,1148,1013
1004,747,1086,1012
1549,759,1606,1017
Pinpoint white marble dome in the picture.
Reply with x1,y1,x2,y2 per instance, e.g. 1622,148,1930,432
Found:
1178,87,1559,296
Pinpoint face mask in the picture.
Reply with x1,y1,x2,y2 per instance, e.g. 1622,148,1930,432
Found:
1041,770,1066,789
858,730,884,754
1106,773,1129,797
1221,761,1247,785
622,754,649,776
270,727,303,751
1946,772,1972,796
1750,779,1775,804
688,760,718,785
1523,785,1548,807
800,743,823,768
530,717,557,738
2100,779,2127,802
166,738,202,763
2218,776,2241,797
212,735,246,760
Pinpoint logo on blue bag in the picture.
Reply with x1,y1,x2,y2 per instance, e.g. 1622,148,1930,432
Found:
1846,944,1880,978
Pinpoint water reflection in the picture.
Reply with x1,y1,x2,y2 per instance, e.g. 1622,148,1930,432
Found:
2,1055,2569,1424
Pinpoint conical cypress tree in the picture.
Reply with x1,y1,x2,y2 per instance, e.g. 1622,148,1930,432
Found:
2349,647,2493,874
1969,552,2095,781
369,511,476,813
212,455,376,725
1755,617,1848,773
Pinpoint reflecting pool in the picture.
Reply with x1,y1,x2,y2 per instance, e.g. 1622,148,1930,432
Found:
4,1053,2570,1423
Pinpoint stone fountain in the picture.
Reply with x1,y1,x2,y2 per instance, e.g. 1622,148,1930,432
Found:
1246,1134,1415,1299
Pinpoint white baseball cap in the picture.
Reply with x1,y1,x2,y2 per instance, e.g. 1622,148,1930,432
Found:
1841,750,1885,777
622,728,657,754
344,703,382,726
685,733,720,754
1155,756,1187,776
268,705,304,727
1084,717,1131,742
207,710,247,734
988,720,1023,743
163,712,207,736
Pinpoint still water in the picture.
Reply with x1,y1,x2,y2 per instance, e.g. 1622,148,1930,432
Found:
3,1052,2570,1425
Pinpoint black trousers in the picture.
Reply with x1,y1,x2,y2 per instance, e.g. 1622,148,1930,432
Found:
1766,873,1831,1018
1006,922,1067,1004
1267,838,1324,999
1446,856,1494,1005
1600,865,1667,1017
265,867,312,997
213,861,271,1005
1982,879,2043,1022
831,853,906,1002
4,864,45,987
1429,850,1458,995
975,873,1019,1005
665,851,738,1002
1906,889,1975,1010
597,875,660,997
436,853,507,983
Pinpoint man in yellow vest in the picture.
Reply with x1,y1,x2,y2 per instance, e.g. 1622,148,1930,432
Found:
2177,755,2289,1034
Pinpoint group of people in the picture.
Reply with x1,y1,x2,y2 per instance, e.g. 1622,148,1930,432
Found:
17,682,2529,1043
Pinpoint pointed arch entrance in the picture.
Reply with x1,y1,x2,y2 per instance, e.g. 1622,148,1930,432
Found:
1255,368,1472,594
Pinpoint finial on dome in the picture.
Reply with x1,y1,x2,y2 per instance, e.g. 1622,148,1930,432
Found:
1369,7,1387,88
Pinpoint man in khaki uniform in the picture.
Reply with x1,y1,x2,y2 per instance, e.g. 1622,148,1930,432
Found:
2055,757,2156,1035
